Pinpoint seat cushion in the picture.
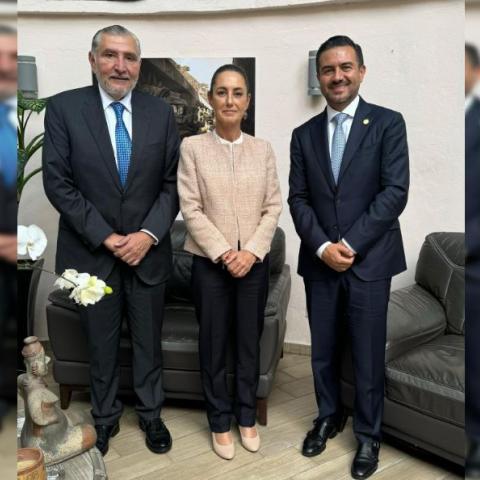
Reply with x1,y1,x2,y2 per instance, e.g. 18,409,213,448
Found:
385,334,464,427
385,284,447,362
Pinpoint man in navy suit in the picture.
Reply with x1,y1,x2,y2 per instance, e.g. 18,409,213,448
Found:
465,42,480,479
43,25,180,456
288,36,409,479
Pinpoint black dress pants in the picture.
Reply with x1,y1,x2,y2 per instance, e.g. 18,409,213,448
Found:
466,265,480,441
192,255,269,433
305,270,391,443
79,262,166,425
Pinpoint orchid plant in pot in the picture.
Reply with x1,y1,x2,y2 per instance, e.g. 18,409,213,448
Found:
17,223,112,371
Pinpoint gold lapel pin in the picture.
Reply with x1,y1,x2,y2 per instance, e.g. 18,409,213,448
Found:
363,118,370,125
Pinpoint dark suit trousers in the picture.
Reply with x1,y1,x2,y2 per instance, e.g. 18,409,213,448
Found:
466,268,480,440
192,255,269,433
305,270,391,443
79,262,166,425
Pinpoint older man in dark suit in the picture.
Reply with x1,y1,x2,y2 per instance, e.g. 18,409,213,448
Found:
289,36,409,479
465,42,480,480
43,25,180,456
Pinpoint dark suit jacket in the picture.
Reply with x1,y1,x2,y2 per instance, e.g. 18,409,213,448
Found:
288,97,409,282
0,180,16,234
43,86,180,285
466,97,480,437
0,178,16,401
466,97,480,268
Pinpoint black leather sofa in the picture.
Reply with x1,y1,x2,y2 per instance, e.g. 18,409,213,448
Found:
46,220,291,425
341,232,465,465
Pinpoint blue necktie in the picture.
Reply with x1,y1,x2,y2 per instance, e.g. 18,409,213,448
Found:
0,103,16,187
111,102,131,187
331,112,348,184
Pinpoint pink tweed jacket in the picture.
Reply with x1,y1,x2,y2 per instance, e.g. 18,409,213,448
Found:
177,131,282,262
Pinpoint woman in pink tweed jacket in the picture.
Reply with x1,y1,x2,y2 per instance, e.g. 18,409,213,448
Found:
177,64,282,460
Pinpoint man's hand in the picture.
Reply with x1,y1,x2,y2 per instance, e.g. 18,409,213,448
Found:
225,250,257,278
322,242,355,272
0,234,17,264
113,232,155,266
103,233,127,253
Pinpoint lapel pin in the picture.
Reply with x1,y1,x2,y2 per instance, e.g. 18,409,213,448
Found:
363,118,370,125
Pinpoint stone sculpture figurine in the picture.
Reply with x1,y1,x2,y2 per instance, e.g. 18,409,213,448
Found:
18,336,96,465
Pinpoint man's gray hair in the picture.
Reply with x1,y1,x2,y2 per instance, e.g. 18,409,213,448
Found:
91,25,141,56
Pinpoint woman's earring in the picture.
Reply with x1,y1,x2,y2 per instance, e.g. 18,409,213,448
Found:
243,111,248,120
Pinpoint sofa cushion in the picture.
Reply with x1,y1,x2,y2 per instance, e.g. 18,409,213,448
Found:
415,233,464,334
385,334,464,427
385,284,447,362
47,268,289,375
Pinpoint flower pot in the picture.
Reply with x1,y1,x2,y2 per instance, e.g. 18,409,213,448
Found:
17,447,46,480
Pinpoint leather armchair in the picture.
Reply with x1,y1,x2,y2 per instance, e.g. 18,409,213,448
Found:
341,232,465,465
46,220,291,425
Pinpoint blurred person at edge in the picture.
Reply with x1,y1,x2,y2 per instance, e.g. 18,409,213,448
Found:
465,42,480,480
0,25,17,422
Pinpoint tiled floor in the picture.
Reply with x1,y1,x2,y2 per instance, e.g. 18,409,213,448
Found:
21,353,463,479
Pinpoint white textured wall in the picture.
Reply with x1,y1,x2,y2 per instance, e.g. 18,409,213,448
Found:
467,2,480,47
18,0,464,344
466,2,480,97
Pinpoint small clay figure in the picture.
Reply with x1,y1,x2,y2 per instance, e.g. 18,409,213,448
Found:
18,336,96,465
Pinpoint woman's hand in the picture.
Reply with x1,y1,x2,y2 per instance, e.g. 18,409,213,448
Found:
225,250,257,278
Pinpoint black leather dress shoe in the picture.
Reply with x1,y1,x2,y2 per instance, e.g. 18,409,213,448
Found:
95,423,120,456
466,440,480,479
139,418,172,454
351,441,380,479
302,416,339,457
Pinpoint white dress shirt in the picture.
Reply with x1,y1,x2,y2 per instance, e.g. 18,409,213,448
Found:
98,85,133,167
98,85,158,244
317,96,360,260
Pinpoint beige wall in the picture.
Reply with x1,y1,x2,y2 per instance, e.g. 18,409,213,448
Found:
467,2,480,56
18,0,464,344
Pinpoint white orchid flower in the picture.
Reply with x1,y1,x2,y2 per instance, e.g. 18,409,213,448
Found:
17,224,48,261
54,269,79,290
69,274,112,307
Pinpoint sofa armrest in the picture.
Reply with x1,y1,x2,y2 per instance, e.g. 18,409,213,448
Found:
385,284,447,362
259,265,291,378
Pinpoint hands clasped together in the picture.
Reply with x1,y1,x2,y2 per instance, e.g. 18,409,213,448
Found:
103,232,155,267
322,242,355,272
221,249,257,278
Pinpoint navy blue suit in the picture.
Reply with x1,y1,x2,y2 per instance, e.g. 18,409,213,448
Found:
288,97,409,442
43,86,180,424
466,97,480,441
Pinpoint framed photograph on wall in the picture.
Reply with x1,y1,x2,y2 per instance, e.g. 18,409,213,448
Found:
136,57,255,139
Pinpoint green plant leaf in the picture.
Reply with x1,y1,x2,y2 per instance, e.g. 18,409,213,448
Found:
17,90,47,113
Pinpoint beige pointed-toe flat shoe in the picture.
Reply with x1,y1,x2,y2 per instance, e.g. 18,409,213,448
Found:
212,432,235,460
239,426,260,452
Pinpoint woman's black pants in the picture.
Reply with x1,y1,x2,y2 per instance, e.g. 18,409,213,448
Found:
192,254,269,433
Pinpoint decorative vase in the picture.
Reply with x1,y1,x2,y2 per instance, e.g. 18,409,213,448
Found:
17,447,47,480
